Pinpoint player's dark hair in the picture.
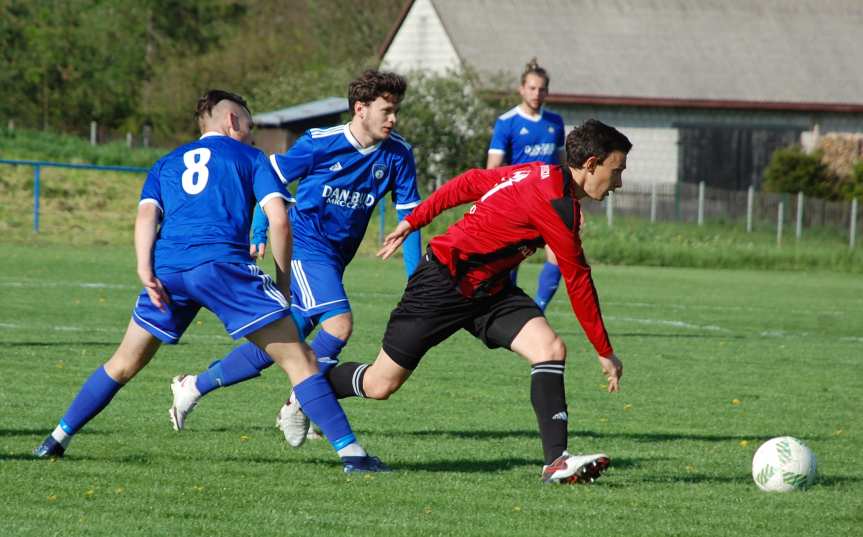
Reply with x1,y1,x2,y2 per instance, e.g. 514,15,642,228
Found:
195,89,250,121
348,70,407,113
521,57,549,87
565,119,632,168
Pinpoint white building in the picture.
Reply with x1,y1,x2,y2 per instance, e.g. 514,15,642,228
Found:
380,0,863,188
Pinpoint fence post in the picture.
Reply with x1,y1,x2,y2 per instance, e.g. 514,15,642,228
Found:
697,181,705,226
126,132,133,148
746,185,754,232
776,201,784,247
606,191,614,228
7,119,13,131
796,191,804,240
143,125,151,148
851,198,858,249
90,121,98,145
33,165,41,233
650,181,657,223
674,181,681,220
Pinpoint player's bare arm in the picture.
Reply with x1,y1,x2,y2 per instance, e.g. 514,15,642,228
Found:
262,196,292,295
486,151,505,169
134,202,169,310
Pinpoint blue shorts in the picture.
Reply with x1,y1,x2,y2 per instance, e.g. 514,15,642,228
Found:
133,262,290,344
289,259,351,338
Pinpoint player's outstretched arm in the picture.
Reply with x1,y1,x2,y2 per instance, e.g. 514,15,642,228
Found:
135,203,169,310
598,353,623,393
377,219,413,260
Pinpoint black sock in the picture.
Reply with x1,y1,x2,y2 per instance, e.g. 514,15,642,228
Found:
326,362,369,399
530,360,568,465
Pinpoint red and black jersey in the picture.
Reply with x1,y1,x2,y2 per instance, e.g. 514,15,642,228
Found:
404,162,613,357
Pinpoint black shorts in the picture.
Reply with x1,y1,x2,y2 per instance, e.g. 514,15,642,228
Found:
382,253,543,371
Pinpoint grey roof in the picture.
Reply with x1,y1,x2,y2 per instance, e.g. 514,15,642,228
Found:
253,97,348,127
417,0,863,106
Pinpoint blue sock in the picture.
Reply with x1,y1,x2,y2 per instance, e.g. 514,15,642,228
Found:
195,342,274,396
293,373,356,451
535,262,562,312
59,365,122,435
310,329,347,376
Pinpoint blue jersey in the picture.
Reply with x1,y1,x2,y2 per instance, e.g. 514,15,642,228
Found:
488,106,565,165
260,124,421,268
140,133,290,274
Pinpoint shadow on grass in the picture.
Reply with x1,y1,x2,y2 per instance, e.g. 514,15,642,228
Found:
393,429,825,443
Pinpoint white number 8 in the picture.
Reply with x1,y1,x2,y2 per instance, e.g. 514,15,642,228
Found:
182,148,212,195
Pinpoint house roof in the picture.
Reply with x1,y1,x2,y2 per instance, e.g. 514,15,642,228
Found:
380,0,863,111
253,97,348,127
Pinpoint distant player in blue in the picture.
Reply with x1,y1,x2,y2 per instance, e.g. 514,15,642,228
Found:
33,90,386,472
487,58,566,312
169,71,422,447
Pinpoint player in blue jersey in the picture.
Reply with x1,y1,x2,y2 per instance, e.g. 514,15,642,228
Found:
168,70,422,447
33,90,386,472
487,59,566,312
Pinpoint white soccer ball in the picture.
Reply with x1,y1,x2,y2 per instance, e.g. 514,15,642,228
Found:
751,436,817,492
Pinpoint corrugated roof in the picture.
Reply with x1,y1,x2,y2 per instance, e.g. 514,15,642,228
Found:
387,0,863,107
253,97,348,127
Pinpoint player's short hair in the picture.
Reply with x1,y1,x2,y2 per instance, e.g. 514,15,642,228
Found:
521,58,549,87
195,90,250,121
566,119,632,168
348,70,407,113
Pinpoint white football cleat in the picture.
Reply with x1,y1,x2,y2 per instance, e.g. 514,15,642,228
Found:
169,375,201,432
275,390,310,448
541,451,610,484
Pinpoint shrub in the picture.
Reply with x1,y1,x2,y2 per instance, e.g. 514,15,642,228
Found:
762,146,838,199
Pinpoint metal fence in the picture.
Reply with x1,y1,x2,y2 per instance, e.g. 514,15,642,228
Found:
587,182,860,248
0,159,147,232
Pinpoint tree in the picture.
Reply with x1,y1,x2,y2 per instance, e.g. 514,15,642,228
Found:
396,69,508,194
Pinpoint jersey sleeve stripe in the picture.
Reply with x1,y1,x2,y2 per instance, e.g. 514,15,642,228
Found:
258,192,294,208
487,148,505,154
395,201,420,210
138,198,163,212
269,154,289,184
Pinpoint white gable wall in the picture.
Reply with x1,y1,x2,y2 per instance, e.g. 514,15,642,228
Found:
380,0,460,74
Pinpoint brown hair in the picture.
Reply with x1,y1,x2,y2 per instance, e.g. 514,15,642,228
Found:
195,90,250,122
521,57,549,87
565,119,632,168
348,70,408,113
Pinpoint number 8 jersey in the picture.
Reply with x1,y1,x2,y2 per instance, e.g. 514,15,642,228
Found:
139,132,290,274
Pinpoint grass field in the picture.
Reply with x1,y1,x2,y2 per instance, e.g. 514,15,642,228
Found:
1,244,861,536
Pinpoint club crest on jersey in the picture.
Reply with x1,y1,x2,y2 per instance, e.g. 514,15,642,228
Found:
519,127,529,135
372,163,387,180
541,165,550,179
548,126,555,134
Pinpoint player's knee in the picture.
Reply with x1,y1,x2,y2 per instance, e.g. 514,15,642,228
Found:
363,377,402,400
540,335,566,362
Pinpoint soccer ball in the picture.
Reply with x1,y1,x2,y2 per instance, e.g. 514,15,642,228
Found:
751,436,816,492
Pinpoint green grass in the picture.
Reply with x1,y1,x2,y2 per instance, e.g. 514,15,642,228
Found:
0,244,861,536
0,127,164,168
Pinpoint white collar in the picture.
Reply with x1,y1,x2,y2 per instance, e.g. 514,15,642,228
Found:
200,131,224,139
516,106,544,123
343,123,382,156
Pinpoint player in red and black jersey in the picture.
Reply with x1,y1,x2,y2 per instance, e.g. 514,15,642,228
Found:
326,119,631,484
